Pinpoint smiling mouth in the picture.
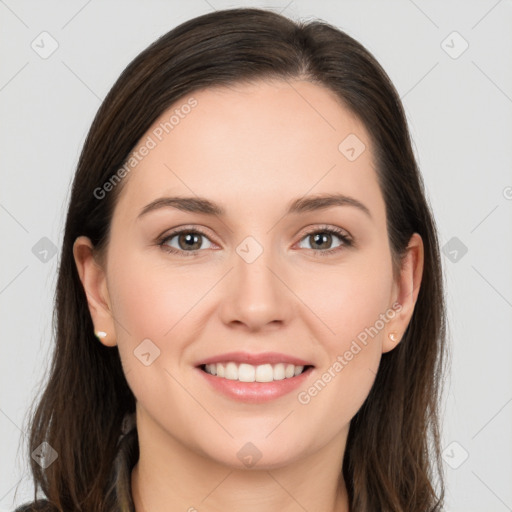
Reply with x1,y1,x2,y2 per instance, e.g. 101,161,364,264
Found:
200,362,313,383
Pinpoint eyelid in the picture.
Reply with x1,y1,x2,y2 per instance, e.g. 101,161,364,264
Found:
158,224,352,243
157,225,218,254
157,224,217,242
297,224,352,241
293,225,353,256
157,224,353,256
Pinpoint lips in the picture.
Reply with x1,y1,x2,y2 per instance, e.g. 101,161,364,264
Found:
196,351,313,367
195,351,315,402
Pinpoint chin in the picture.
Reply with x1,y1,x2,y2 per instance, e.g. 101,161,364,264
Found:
198,436,310,471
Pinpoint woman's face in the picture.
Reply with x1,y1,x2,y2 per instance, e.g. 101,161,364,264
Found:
75,79,422,469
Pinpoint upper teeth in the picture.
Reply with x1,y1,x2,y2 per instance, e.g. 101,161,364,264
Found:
204,362,305,382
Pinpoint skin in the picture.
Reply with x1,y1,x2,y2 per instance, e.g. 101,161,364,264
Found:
74,79,423,512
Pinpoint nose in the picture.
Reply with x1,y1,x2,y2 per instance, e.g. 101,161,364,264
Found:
217,239,292,332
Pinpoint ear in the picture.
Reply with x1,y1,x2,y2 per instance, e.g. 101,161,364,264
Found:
382,232,424,353
73,236,117,347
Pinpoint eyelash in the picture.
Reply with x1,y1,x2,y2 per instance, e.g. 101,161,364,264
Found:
157,225,353,258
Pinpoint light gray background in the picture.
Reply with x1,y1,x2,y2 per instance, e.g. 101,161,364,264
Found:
1,1,511,511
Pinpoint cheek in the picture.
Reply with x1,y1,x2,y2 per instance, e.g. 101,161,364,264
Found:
293,253,393,409
105,253,201,412
297,254,393,351
106,250,222,394
293,273,390,440
107,249,209,340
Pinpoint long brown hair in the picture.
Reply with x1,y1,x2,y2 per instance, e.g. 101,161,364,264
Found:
17,7,447,511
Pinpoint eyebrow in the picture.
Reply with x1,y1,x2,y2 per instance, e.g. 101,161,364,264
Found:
137,193,372,220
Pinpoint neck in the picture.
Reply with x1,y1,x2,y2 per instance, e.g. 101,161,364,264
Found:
130,412,350,512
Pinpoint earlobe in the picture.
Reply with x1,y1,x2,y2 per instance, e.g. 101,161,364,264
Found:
73,236,117,347
382,233,424,353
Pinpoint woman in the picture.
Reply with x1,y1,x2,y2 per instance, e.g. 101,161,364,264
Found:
16,7,447,511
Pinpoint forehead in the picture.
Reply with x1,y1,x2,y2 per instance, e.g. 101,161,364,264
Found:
114,79,384,225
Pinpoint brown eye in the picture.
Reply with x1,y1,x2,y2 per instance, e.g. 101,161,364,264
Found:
176,232,203,251
160,230,213,254
298,229,350,253
308,232,334,250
